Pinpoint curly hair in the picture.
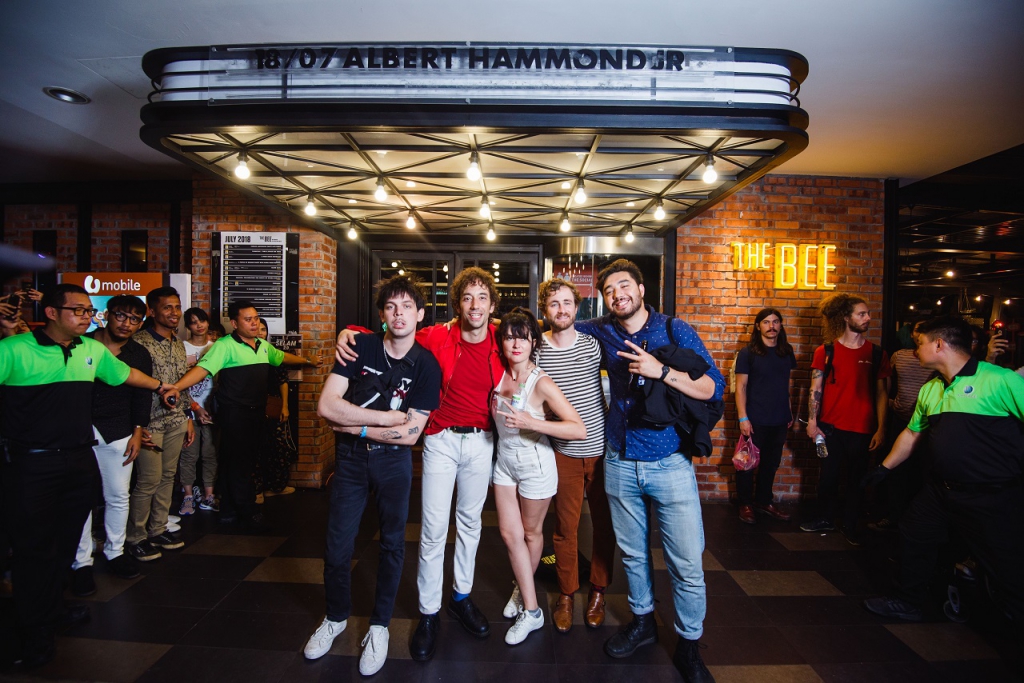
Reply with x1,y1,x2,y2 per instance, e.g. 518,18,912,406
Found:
818,292,866,343
451,266,499,309
374,273,425,311
537,278,581,310
497,307,541,368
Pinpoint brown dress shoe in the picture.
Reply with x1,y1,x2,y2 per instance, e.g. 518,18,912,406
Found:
553,593,574,632
585,589,606,628
754,502,792,521
738,504,756,524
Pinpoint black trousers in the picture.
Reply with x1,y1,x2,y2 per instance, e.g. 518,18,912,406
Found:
217,404,263,518
0,446,98,638
817,428,872,532
735,423,788,506
898,480,1024,624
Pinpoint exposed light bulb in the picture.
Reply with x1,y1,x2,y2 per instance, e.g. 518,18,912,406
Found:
304,197,316,216
347,226,358,240
391,261,398,268
561,181,571,190
494,277,500,283
945,270,955,277
702,156,717,183
479,198,491,219
398,269,405,275
936,300,942,306
975,295,982,302
442,264,449,273
908,304,915,310
654,201,666,220
574,180,587,204
348,199,356,204
493,263,500,269
560,216,571,232
624,227,635,243
1005,299,1012,305
406,213,416,229
406,180,416,188
374,180,388,201
234,154,250,179
486,227,496,241
626,201,635,207
467,153,481,181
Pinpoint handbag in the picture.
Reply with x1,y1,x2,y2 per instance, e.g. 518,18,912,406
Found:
732,434,760,471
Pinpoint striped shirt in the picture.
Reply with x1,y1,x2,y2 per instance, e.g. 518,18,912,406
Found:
890,348,937,421
537,331,606,458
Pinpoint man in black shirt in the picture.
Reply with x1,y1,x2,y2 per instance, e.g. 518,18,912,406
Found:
70,296,152,595
305,275,441,677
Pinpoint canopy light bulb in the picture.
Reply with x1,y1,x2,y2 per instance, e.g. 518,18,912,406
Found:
304,197,316,216
574,180,587,204
467,153,481,181
975,295,982,302
936,300,942,306
561,181,571,190
442,264,449,273
654,201,666,220
624,227,635,243
374,180,388,201
908,304,915,310
702,156,717,183
1005,299,1012,305
398,269,405,275
486,227,496,241
234,154,250,180
391,261,398,268
479,198,491,219
945,270,955,277
347,226,358,240
406,213,416,229
560,217,571,232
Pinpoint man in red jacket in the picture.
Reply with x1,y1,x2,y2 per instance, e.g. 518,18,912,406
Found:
336,266,502,661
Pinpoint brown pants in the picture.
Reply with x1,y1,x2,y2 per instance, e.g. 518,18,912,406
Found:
553,451,616,595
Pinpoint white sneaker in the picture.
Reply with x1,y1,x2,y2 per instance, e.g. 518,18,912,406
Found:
358,625,389,676
505,608,544,645
303,616,347,660
167,515,181,524
166,521,181,533
502,582,523,618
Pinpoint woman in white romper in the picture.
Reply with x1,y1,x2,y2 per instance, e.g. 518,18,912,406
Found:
492,308,586,645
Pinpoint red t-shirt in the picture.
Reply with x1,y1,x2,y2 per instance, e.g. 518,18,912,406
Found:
811,341,891,434
428,338,494,433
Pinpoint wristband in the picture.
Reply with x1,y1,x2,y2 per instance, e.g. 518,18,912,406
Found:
360,425,368,438
154,380,163,393
659,364,671,382
739,417,749,423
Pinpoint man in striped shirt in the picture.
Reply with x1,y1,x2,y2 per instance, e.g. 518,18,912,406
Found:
537,278,614,633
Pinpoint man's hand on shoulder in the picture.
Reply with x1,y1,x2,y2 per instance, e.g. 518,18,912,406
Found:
335,329,360,366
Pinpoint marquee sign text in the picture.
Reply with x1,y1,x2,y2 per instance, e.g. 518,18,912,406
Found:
731,242,837,290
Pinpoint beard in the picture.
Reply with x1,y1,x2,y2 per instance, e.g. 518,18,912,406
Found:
547,315,574,333
848,321,869,334
609,295,643,321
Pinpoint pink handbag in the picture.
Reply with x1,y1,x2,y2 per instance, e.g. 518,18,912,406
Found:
732,434,760,471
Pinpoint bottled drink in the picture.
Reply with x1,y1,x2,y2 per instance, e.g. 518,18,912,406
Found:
814,433,829,458
629,340,649,390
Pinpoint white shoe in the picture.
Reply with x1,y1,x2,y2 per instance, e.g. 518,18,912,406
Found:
166,521,181,533
505,608,544,645
167,515,181,524
502,582,523,618
303,616,347,660
358,625,389,676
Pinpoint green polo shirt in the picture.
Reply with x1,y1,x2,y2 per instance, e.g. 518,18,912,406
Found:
0,328,131,449
908,358,1024,483
197,332,284,409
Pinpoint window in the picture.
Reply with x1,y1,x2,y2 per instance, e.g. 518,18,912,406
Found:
122,230,149,272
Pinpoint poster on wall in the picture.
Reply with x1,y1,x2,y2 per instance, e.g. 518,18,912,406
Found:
212,232,299,336
58,272,164,332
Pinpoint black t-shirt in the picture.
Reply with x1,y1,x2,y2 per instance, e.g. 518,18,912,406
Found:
735,346,797,426
331,333,441,415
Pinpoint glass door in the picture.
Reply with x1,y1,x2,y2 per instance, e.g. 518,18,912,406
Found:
457,252,539,318
372,251,453,330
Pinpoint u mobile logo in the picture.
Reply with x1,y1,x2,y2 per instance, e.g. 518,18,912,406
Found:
84,275,143,294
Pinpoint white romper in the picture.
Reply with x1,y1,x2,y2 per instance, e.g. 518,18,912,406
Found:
491,367,558,499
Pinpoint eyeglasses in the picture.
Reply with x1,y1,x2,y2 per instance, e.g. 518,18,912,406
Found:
58,306,99,317
110,311,144,324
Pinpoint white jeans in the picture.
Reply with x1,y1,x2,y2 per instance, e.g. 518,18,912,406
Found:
417,429,493,614
74,429,133,567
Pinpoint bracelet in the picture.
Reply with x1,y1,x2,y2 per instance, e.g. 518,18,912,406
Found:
154,380,163,393
739,417,749,423
360,425,368,438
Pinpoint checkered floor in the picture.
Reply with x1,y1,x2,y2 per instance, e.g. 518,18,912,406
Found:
1,485,1020,682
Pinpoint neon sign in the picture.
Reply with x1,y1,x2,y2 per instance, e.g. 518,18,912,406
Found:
730,242,837,290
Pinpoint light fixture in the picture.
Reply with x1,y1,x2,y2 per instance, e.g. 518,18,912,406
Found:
560,215,571,232
561,181,571,190
574,180,587,204
494,277,500,283
654,201,666,220
908,304,915,310
375,150,388,156
702,155,718,183
348,198,356,204
624,226,635,243
406,180,416,188
233,152,251,180
936,300,942,306
406,212,416,229
486,227,496,241
347,226,358,240
479,197,491,219
492,263,500,269
391,261,398,268
304,196,316,216
1005,299,1012,305
43,86,90,104
467,152,481,181
442,264,449,273
626,201,635,207
975,295,983,302
398,269,405,275
945,269,955,278
374,180,388,201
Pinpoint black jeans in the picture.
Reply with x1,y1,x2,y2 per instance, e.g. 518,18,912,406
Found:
324,437,412,626
735,423,788,506
817,428,872,532
217,404,263,518
898,480,1024,625
0,446,98,637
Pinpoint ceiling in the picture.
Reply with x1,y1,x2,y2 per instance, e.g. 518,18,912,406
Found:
1,0,1022,188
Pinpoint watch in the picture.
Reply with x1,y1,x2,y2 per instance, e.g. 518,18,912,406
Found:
659,364,671,381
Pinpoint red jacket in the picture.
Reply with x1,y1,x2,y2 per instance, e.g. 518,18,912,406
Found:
415,321,504,434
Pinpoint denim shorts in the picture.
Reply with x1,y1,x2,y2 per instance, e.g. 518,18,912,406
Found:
492,443,557,500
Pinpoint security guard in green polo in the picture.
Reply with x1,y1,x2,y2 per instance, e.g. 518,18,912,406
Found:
0,283,177,668
173,299,314,531
863,315,1024,631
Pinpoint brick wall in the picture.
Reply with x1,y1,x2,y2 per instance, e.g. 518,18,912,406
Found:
3,204,79,272
676,175,885,501
190,176,337,488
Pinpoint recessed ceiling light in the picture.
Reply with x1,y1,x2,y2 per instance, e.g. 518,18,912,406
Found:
43,86,90,104
561,181,571,189
376,150,388,156
348,199,356,204
627,201,635,207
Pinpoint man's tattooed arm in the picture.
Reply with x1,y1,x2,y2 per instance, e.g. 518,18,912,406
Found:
380,430,402,440
808,369,823,420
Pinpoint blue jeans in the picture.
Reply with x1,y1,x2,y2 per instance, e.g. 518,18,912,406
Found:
324,437,412,626
604,444,706,640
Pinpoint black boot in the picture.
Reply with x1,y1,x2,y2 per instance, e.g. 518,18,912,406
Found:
673,638,715,683
410,613,440,662
604,612,657,658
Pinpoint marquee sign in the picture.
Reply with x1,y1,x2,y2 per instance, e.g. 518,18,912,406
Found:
731,242,837,290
